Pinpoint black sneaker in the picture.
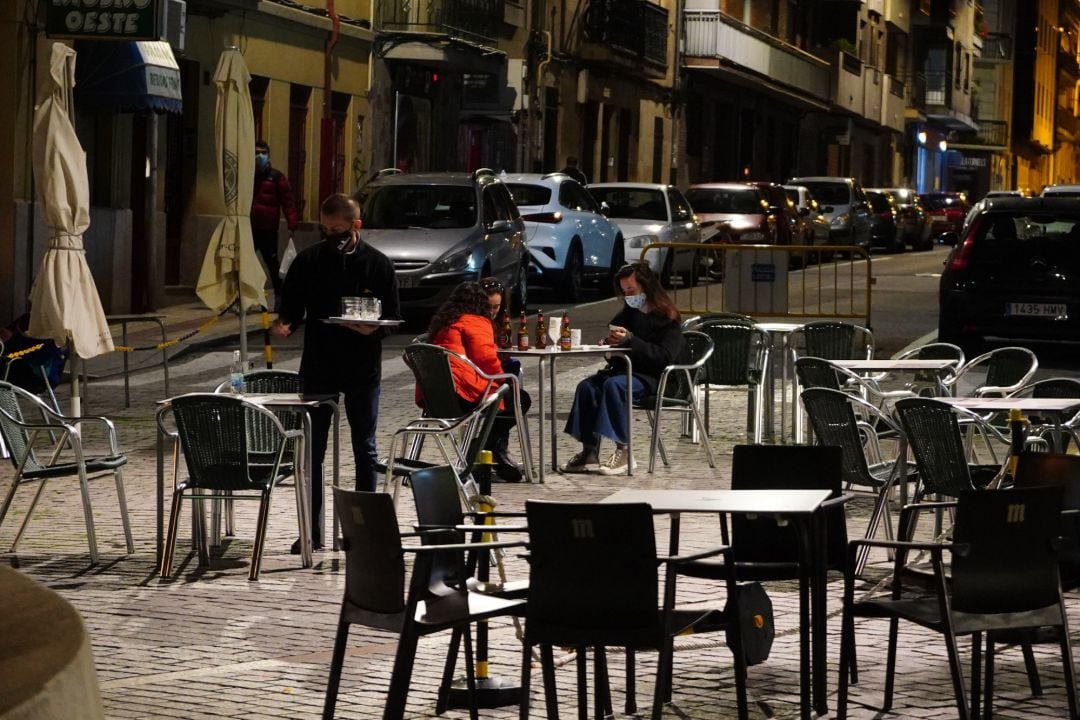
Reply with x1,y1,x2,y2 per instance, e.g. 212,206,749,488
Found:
493,463,523,483
560,448,599,474
290,538,324,555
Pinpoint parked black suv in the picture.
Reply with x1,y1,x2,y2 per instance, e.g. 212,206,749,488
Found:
939,197,1080,352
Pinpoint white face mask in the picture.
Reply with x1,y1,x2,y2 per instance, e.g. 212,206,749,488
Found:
624,293,646,310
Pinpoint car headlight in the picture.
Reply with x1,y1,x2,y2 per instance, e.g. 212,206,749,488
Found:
830,213,850,228
430,247,476,274
740,231,765,242
627,234,660,249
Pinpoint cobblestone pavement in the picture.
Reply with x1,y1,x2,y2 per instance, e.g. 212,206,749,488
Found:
2,305,1077,719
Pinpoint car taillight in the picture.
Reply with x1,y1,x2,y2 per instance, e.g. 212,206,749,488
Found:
521,211,563,223
949,232,975,271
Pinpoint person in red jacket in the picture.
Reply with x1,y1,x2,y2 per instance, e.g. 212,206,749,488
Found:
423,282,531,481
251,140,299,304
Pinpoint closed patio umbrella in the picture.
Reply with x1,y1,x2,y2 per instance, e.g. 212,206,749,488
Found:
29,43,115,416
196,47,265,360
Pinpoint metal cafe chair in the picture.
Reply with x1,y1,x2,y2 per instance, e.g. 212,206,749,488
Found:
634,330,717,473
384,343,531,504
323,486,525,720
837,485,1078,720
682,316,771,443
1007,377,1080,454
0,380,134,564
157,393,306,581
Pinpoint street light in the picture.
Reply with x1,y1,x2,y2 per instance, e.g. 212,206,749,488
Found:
939,140,948,152
918,130,928,144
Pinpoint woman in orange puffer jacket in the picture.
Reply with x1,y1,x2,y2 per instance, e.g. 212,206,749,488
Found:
421,282,531,481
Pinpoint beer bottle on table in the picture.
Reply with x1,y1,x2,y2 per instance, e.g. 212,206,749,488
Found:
559,313,572,351
535,308,547,349
498,312,512,349
517,311,530,351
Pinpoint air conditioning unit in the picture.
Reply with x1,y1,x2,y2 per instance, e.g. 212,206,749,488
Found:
165,0,186,52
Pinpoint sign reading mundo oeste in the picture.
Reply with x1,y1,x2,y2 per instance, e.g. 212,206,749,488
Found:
47,0,161,41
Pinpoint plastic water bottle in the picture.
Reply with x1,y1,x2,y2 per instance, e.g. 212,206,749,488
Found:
229,350,246,394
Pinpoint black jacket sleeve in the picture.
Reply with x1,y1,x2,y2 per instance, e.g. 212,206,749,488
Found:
279,248,309,328
624,318,683,379
376,253,401,340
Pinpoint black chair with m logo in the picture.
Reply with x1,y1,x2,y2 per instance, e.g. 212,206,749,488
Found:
837,485,1079,720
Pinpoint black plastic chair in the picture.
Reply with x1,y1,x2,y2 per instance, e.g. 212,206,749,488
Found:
675,445,856,692
634,330,716,472
683,317,770,443
1014,452,1080,590
323,486,525,720
157,393,305,580
801,387,916,574
520,500,747,720
0,380,134,564
837,486,1079,720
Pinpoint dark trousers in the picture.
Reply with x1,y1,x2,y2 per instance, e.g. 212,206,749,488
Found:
309,383,381,540
252,228,282,296
564,373,647,446
488,388,532,450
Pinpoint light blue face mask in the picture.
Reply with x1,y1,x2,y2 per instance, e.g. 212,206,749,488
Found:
255,154,269,172
624,293,646,310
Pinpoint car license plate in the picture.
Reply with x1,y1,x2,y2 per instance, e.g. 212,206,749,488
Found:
1006,302,1067,318
931,214,947,222
397,274,414,289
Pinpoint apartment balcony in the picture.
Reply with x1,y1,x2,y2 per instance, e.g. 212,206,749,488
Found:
951,119,1009,150
1058,109,1080,141
882,74,906,132
977,33,1012,63
883,0,911,33
1059,45,1079,79
911,69,977,130
377,0,503,47
582,0,669,70
683,10,830,108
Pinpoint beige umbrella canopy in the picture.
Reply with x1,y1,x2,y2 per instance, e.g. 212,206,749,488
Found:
196,48,266,317
29,44,115,362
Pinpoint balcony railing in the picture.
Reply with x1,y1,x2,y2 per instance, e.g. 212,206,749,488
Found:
583,0,669,67
953,119,1008,147
979,33,1012,61
889,75,905,98
912,70,952,108
378,0,504,46
683,10,831,102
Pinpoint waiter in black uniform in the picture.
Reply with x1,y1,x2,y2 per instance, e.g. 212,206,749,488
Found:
273,193,399,553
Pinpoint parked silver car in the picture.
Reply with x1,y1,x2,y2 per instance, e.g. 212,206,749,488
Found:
355,170,529,314
587,183,701,284
786,176,872,248
504,173,622,301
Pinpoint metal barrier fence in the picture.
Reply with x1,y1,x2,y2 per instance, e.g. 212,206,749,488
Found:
639,242,873,327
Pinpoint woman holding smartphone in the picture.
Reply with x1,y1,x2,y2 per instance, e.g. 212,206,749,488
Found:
561,262,684,474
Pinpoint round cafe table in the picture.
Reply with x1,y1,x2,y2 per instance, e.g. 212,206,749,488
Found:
0,566,104,720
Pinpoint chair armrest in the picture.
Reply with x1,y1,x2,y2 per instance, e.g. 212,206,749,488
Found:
456,524,529,533
847,538,954,553
402,540,529,553
821,493,857,509
661,545,731,565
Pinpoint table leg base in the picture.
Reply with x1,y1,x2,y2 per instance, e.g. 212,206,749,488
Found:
443,675,522,709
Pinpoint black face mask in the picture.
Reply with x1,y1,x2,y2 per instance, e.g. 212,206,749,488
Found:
321,228,353,250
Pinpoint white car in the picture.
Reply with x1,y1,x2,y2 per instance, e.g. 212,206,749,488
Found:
1040,184,1080,197
587,183,702,284
504,173,623,301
